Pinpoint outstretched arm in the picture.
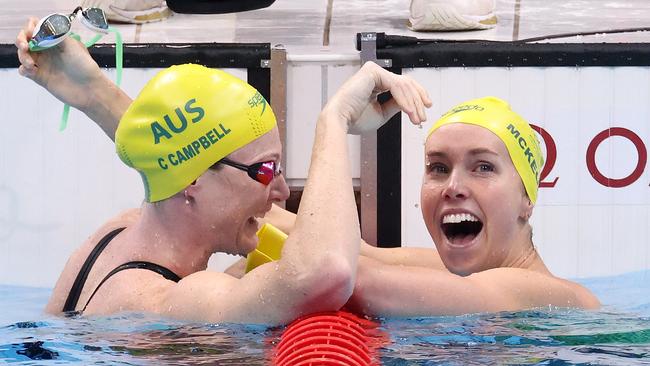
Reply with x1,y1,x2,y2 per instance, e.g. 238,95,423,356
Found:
16,18,130,140
346,256,600,317
264,203,446,269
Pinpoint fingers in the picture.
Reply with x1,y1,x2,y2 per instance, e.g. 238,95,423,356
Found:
412,85,426,123
412,79,432,108
402,76,432,124
18,64,39,80
15,17,38,48
390,81,418,123
389,75,429,125
400,77,426,123
26,17,38,39
16,41,38,75
16,18,40,77
364,63,431,125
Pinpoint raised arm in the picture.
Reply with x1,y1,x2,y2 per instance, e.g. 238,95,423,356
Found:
164,62,433,324
16,18,130,140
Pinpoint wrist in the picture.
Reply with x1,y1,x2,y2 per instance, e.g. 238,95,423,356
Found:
84,73,131,140
82,72,114,113
319,103,351,134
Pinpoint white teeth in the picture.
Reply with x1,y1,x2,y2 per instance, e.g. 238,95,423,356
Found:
442,213,480,224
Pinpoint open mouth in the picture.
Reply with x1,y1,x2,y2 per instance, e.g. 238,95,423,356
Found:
441,213,483,246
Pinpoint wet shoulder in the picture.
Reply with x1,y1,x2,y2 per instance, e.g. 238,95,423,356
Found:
559,277,601,309
473,267,600,310
45,208,141,314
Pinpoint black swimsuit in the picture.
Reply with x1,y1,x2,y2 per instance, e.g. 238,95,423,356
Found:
62,227,181,314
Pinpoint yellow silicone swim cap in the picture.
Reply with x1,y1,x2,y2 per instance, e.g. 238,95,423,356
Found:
427,96,544,203
116,64,276,202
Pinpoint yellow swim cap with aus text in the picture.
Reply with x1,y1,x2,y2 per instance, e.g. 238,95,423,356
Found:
427,96,544,203
116,64,276,202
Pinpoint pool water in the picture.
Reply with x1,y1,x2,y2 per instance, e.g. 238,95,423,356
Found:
1,271,649,365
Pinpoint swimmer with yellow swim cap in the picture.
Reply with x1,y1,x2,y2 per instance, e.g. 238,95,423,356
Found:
421,96,545,276
18,18,431,324
343,96,600,316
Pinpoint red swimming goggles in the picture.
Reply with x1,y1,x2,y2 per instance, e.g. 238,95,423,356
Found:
216,158,282,185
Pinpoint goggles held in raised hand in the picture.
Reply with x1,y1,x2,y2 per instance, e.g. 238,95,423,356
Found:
29,7,108,51
28,7,123,132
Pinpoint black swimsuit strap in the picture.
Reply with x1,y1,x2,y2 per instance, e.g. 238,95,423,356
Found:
80,261,181,313
63,227,126,312
62,227,182,314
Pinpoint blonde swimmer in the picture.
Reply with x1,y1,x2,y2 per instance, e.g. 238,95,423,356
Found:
262,96,599,316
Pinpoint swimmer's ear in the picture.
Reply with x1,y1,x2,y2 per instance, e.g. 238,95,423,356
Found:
183,181,199,204
519,197,534,221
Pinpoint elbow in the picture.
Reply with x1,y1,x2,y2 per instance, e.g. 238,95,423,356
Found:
291,255,355,313
343,258,383,317
310,255,355,310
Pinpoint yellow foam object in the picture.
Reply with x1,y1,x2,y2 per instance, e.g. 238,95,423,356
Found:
427,96,545,203
245,223,287,273
115,64,276,202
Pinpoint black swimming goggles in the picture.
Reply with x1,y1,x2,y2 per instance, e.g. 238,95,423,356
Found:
216,158,282,186
29,7,109,51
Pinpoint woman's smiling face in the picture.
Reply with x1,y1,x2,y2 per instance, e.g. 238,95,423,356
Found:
421,123,532,276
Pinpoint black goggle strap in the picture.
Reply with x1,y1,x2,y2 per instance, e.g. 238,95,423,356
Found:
219,158,252,174
70,6,83,18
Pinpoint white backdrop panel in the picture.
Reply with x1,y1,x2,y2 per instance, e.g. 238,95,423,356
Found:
285,62,361,184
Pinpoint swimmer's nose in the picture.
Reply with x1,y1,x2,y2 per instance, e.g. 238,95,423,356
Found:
442,170,469,200
270,173,290,203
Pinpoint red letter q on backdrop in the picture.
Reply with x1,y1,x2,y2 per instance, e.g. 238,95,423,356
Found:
586,127,647,188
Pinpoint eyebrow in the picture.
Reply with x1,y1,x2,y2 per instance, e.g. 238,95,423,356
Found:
426,148,499,159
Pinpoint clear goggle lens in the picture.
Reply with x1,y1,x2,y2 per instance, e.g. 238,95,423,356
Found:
80,8,109,33
31,7,108,49
33,14,71,43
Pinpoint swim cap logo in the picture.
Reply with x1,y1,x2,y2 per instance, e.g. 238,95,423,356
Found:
445,104,485,117
248,92,267,116
506,123,540,181
151,99,206,144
